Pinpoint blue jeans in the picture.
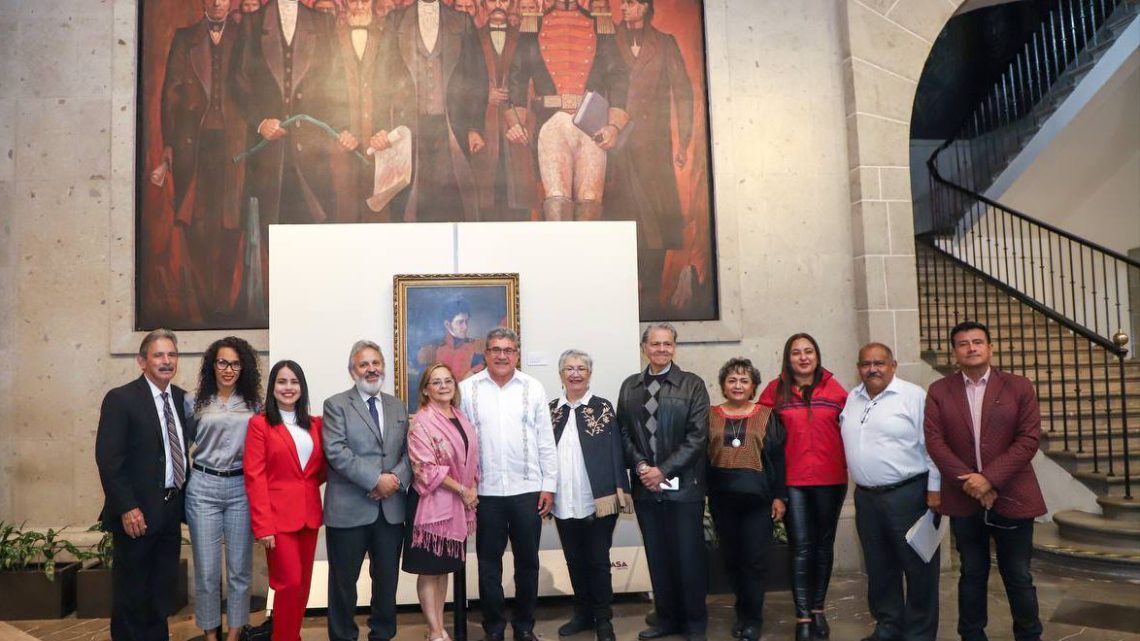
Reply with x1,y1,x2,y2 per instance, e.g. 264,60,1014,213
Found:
186,472,253,630
951,512,1042,641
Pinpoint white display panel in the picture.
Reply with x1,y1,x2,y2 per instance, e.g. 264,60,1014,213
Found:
268,221,647,607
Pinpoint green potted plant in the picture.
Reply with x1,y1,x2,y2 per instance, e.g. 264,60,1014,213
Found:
74,523,191,618
0,521,83,619
75,524,115,618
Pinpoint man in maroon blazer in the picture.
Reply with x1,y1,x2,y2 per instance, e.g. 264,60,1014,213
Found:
924,320,1045,641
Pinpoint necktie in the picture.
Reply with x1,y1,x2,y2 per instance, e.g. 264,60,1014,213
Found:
162,392,186,488
367,396,381,435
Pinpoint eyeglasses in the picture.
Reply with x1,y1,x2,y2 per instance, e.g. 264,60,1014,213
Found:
428,378,455,388
860,399,879,424
562,366,589,375
215,359,243,371
487,347,518,356
983,496,1023,530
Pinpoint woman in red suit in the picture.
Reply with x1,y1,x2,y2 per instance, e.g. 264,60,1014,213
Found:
244,360,325,641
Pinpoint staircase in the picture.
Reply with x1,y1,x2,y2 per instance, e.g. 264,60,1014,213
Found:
915,0,1140,579
917,245,1140,579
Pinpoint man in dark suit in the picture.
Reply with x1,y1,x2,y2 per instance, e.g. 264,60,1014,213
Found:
616,322,710,641
379,0,488,223
96,329,194,641
232,0,357,229
328,0,393,223
469,0,538,221
925,321,1046,641
322,340,412,641
160,0,249,323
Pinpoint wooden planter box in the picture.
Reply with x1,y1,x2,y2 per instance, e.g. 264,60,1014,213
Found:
75,559,190,619
0,562,79,620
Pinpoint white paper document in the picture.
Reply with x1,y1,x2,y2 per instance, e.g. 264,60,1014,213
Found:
906,509,949,563
366,126,413,213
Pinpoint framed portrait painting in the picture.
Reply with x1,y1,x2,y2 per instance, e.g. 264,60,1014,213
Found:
394,273,520,410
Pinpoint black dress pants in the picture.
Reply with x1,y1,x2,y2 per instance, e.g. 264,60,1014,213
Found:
111,492,184,641
476,492,543,636
952,511,1042,641
325,513,405,641
554,514,618,624
708,491,773,629
634,499,708,634
785,484,847,618
854,479,939,641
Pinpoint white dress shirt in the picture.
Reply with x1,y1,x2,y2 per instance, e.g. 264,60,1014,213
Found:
281,410,314,468
460,368,558,496
278,0,298,46
490,29,506,54
358,389,384,439
418,1,440,53
840,377,941,491
963,368,990,470
145,377,187,489
351,28,369,61
552,394,596,520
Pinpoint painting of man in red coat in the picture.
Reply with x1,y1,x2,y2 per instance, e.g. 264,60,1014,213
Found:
924,320,1046,641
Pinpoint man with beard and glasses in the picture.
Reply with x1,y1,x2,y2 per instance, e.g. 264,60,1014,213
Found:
322,340,412,641
506,0,629,222
159,0,249,323
329,0,397,222
460,327,558,641
470,0,540,221
96,329,194,641
840,343,941,641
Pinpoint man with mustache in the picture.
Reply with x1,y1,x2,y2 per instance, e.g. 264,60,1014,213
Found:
505,0,629,221
96,329,194,641
460,327,558,641
840,343,941,641
454,0,478,18
329,0,396,222
322,340,412,641
470,0,539,220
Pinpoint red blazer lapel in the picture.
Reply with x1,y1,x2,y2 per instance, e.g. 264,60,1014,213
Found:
980,370,1007,444
272,421,305,476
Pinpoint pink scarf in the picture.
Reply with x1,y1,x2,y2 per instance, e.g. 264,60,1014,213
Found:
408,403,479,560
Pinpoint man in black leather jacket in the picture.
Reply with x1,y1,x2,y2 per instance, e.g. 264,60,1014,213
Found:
616,322,711,641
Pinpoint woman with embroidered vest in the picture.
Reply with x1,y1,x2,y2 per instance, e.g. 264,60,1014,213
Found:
244,360,326,641
758,334,848,641
549,349,632,641
185,337,261,641
707,357,787,641
403,363,480,641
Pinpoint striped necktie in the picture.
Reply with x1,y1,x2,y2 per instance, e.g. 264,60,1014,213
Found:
162,392,186,488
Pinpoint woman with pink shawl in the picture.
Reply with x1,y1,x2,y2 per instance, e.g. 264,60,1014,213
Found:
402,362,480,641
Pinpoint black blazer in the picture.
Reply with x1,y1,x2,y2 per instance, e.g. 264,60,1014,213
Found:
96,376,193,534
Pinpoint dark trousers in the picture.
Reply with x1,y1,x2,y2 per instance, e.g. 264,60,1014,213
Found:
476,492,543,636
325,514,405,641
854,479,939,641
111,492,184,641
554,514,618,624
708,491,773,629
786,484,847,618
951,512,1042,641
634,499,708,634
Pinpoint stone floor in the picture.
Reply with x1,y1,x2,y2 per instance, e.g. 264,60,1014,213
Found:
3,569,1139,641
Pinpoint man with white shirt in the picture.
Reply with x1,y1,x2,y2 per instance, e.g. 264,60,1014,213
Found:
840,342,941,641
323,340,411,641
924,321,1045,641
380,0,489,222
96,329,194,641
460,327,557,641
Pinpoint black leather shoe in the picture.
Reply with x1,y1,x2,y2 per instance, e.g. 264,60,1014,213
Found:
638,627,679,640
515,631,538,641
595,622,616,641
559,617,594,637
739,625,761,641
795,622,813,641
811,613,830,639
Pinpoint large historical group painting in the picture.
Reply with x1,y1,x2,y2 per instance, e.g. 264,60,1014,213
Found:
135,0,718,330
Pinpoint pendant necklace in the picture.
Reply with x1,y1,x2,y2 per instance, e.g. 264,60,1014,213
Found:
727,417,745,448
